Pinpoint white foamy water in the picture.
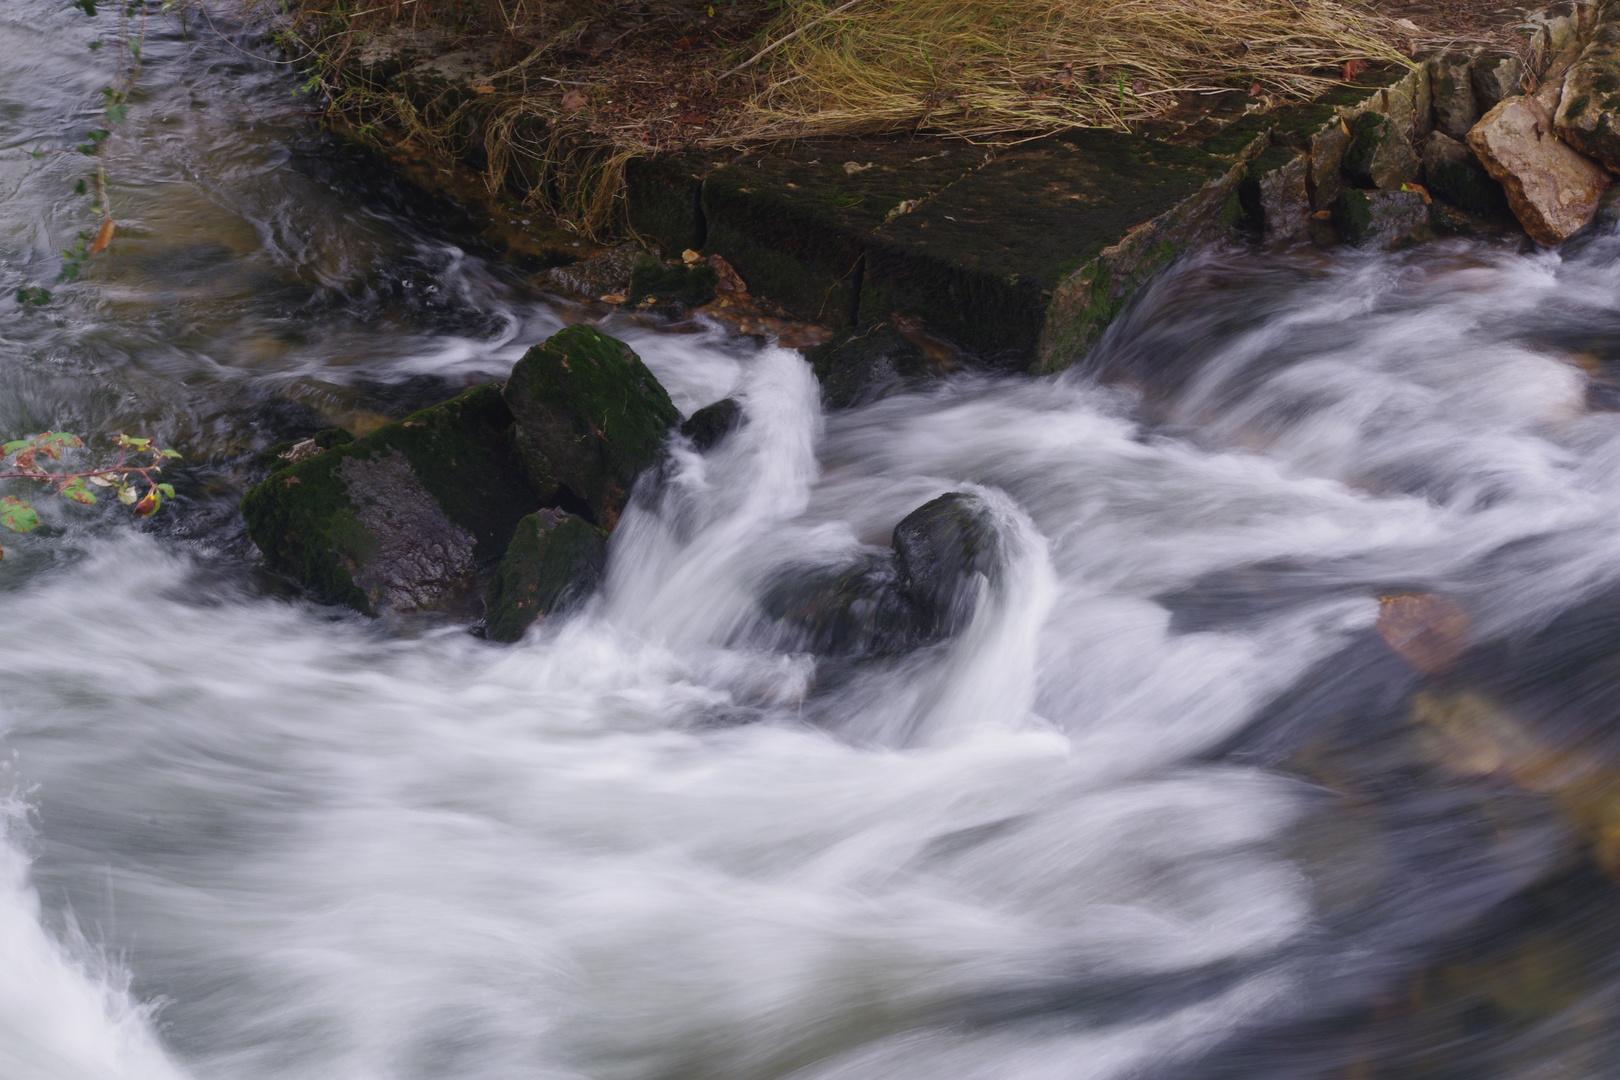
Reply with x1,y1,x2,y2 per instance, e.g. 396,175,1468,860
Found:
9,230,1620,1079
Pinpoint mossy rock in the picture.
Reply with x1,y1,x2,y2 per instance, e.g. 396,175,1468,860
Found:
483,508,608,643
624,149,729,257
701,138,986,327
1343,110,1420,190
1332,188,1432,249
502,324,680,529
240,384,538,616
1554,20,1620,173
249,427,354,479
627,257,719,308
804,323,938,409
1239,145,1311,240
679,397,742,452
860,128,1233,370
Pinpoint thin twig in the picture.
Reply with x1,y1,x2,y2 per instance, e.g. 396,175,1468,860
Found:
716,0,865,80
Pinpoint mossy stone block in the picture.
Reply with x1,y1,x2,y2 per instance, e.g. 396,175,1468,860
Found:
1554,19,1620,173
502,324,680,529
483,508,608,643
240,384,538,616
1421,131,1511,220
1343,110,1420,190
624,149,729,257
860,128,1232,369
1240,145,1311,240
626,257,719,307
700,138,985,327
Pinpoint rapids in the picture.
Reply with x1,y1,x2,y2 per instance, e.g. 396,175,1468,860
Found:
2,4,1620,1080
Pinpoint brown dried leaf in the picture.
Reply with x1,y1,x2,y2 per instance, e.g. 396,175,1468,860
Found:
706,254,747,295
1378,593,1469,674
561,89,588,113
1342,58,1369,82
89,218,115,256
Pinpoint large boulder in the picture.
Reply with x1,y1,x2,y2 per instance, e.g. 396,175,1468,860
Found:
1554,19,1620,173
1467,90,1609,245
502,325,680,529
760,492,999,656
241,384,539,617
483,508,608,643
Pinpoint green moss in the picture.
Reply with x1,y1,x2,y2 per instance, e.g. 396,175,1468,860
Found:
251,427,355,477
626,258,719,307
624,149,727,256
502,325,679,528
483,509,607,643
1567,93,1592,119
700,138,984,327
240,383,539,614
860,128,1226,365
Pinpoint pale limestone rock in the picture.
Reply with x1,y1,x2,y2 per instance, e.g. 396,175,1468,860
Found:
1467,91,1609,245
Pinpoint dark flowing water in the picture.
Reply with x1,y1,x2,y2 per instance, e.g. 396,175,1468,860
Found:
5,5,1620,1080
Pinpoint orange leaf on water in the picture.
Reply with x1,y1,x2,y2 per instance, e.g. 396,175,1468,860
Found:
88,218,115,255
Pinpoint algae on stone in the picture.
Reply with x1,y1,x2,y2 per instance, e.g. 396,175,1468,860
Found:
1555,18,1620,172
483,508,608,643
240,383,538,616
502,324,680,529
700,138,986,327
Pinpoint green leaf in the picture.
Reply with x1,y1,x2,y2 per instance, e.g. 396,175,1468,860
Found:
73,0,98,15
155,483,175,498
39,433,83,448
0,497,40,534
105,104,128,125
116,484,137,505
61,478,96,505
14,286,51,307
159,448,181,459
86,129,109,143
88,39,103,50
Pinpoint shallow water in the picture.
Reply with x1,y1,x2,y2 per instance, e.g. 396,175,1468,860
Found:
4,5,1620,1080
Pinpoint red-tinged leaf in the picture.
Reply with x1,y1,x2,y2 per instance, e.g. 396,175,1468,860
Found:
0,496,40,533
61,478,96,505
1248,82,1262,97
39,433,83,448
13,449,38,472
133,490,160,517
1342,59,1369,82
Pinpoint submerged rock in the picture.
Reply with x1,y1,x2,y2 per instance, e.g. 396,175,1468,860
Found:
1332,188,1432,249
240,384,539,617
679,397,743,452
761,492,998,656
502,324,681,529
1421,130,1512,220
1468,91,1609,245
1554,20,1620,173
805,322,938,409
483,508,608,643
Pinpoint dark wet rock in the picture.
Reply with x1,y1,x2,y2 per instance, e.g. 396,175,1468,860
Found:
1239,145,1311,241
1429,52,1481,140
1343,110,1420,190
626,256,719,309
1473,53,1526,112
1421,130,1512,220
1469,89,1609,245
701,138,985,328
624,149,728,257
761,492,998,657
679,398,742,452
543,242,644,299
1332,188,1433,249
240,384,538,617
860,128,1236,372
502,324,680,529
483,508,608,643
1554,19,1620,173
892,493,999,641
805,322,937,409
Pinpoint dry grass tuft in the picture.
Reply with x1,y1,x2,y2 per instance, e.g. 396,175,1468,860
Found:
736,0,1411,139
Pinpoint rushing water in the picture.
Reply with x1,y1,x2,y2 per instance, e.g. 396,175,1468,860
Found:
5,4,1620,1080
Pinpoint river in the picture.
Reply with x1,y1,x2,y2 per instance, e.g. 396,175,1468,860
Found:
2,4,1619,1080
